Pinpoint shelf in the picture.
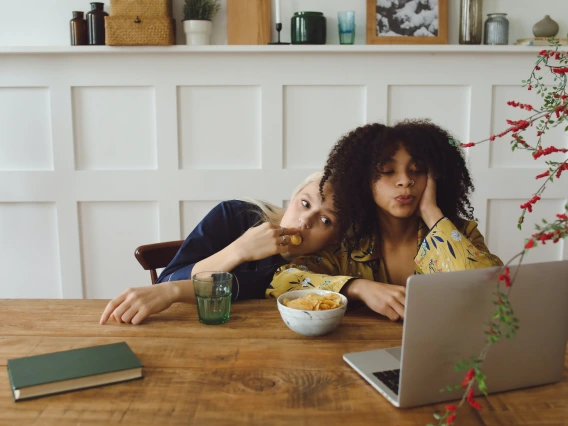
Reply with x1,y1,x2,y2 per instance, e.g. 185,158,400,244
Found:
0,45,550,55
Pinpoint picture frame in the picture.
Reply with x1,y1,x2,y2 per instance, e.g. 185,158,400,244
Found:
366,0,448,45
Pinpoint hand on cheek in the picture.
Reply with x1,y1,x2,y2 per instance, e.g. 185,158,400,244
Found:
418,174,443,228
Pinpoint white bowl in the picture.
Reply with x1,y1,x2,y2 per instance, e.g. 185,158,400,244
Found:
277,290,348,337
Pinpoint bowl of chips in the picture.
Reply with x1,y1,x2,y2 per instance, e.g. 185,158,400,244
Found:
277,290,348,337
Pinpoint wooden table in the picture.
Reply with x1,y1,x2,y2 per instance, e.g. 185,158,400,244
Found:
1,300,567,426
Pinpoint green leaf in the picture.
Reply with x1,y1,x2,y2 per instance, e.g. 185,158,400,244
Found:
433,413,441,420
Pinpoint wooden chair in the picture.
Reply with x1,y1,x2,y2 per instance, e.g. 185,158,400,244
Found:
134,240,184,284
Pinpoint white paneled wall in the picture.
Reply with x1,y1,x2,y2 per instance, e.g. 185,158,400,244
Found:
284,85,366,169
73,86,158,170
0,203,62,298
1,46,567,299
0,87,53,170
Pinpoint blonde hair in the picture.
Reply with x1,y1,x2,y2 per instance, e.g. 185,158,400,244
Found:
239,171,324,225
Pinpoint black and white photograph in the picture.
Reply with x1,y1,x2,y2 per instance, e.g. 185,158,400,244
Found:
375,0,439,37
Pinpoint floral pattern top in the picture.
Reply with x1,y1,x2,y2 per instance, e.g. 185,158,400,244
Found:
266,217,503,299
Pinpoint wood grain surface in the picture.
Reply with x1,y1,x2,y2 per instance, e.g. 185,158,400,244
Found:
1,300,566,426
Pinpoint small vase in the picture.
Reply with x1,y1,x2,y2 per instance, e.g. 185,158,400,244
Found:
183,20,213,45
459,0,483,45
70,11,87,46
86,2,108,45
532,15,559,38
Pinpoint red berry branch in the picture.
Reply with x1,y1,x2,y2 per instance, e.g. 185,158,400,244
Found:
432,39,568,426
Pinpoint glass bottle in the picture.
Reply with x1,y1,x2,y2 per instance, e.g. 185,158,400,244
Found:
70,11,87,46
86,2,108,45
459,0,483,44
484,13,509,45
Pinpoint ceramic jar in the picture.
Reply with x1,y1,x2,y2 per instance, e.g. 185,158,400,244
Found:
291,11,326,45
484,13,509,45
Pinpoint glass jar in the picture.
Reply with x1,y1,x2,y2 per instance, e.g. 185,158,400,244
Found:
484,13,509,45
459,0,483,45
70,11,87,46
86,2,108,45
291,11,326,45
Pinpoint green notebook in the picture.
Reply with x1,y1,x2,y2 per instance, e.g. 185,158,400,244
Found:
7,342,143,401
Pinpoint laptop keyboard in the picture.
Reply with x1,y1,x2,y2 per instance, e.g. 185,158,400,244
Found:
372,369,400,395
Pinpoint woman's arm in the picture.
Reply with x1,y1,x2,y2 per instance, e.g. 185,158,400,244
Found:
266,248,353,298
101,201,296,324
190,221,297,278
157,201,297,283
99,279,195,325
268,251,407,321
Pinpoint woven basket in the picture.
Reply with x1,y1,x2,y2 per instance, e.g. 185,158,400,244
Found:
105,16,175,45
110,0,172,18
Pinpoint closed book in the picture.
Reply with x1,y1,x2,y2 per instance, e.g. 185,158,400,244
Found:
7,342,143,401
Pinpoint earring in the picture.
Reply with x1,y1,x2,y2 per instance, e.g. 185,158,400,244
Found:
409,180,415,187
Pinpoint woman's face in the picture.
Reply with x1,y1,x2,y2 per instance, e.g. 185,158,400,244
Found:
280,182,340,256
371,146,428,220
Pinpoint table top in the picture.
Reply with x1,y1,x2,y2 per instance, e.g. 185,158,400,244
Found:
1,299,567,426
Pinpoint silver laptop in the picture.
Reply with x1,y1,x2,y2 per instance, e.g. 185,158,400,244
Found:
343,259,568,408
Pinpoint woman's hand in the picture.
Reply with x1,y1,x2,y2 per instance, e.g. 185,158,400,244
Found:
233,223,299,262
100,282,181,325
343,279,406,321
418,174,443,228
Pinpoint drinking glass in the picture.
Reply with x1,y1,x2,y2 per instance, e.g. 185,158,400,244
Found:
193,271,233,325
338,11,355,45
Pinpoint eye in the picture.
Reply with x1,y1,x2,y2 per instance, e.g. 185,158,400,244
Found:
379,170,394,175
321,217,332,226
301,199,310,208
411,169,426,174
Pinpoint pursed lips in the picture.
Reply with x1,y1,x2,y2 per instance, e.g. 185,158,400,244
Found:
395,195,414,205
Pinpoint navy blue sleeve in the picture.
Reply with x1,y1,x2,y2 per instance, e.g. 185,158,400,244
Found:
155,199,286,301
156,201,248,283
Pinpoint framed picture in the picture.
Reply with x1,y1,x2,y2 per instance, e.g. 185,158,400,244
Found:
366,0,448,45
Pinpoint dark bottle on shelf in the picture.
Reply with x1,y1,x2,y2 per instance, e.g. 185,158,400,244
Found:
70,11,87,45
86,2,108,45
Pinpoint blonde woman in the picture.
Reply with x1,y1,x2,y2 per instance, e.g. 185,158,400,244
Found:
100,172,342,325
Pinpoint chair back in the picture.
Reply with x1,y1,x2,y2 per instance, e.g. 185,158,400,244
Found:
134,240,184,284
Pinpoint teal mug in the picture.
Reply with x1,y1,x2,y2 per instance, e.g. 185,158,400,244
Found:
291,11,326,45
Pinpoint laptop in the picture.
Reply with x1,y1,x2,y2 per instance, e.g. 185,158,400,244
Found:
343,259,568,408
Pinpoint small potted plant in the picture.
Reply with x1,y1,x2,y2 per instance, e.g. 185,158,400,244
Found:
183,0,221,45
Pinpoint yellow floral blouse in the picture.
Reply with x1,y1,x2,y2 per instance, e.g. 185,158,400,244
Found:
266,217,503,299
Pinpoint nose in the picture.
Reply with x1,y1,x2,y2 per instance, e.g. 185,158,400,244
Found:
396,173,413,188
299,213,313,229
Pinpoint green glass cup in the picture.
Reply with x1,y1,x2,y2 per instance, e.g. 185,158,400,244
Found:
193,271,233,325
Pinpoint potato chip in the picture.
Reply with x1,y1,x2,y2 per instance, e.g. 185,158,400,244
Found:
290,234,302,245
284,293,343,311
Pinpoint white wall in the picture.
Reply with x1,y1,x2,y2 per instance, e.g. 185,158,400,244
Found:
1,46,567,299
0,0,566,46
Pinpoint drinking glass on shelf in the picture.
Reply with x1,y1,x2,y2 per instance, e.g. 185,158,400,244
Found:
338,11,355,45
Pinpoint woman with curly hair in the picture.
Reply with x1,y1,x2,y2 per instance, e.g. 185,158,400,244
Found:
267,120,502,321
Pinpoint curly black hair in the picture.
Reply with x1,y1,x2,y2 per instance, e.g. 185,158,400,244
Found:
320,119,475,242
